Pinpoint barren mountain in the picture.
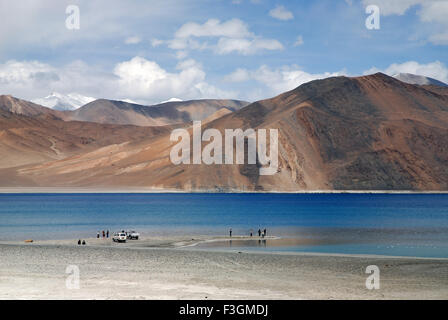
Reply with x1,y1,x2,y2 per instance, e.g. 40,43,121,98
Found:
0,95,65,119
6,73,447,191
0,100,175,186
64,99,249,126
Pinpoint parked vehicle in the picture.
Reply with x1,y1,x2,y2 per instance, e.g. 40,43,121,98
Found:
127,230,140,240
112,232,127,243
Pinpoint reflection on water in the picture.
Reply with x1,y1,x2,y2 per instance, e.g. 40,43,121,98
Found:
199,237,348,249
195,235,448,258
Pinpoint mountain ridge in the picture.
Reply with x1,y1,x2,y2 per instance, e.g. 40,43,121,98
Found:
1,73,447,191
64,98,249,126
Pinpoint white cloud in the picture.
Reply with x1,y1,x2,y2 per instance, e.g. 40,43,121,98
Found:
362,0,448,19
361,0,424,15
419,1,448,25
113,56,234,101
224,68,250,82
362,0,448,45
125,36,141,45
175,51,188,60
294,35,304,47
0,0,191,50
151,38,164,47
225,65,346,99
175,18,253,39
0,60,58,86
0,59,117,101
269,5,294,21
364,60,448,83
0,57,234,104
167,37,208,51
157,18,283,56
215,38,283,55
429,33,448,45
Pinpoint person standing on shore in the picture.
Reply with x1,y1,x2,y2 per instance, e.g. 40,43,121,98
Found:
102,230,105,239
106,230,109,238
258,229,261,237
264,228,267,237
229,228,232,237
97,231,100,239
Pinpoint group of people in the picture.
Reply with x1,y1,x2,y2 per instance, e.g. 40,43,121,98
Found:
96,230,110,239
76,229,110,245
229,228,268,238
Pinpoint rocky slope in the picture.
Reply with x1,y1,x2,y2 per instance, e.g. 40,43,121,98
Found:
64,99,249,126
1,73,447,191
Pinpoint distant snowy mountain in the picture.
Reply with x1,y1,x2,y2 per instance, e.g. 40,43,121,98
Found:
159,97,183,104
393,73,448,87
32,93,96,111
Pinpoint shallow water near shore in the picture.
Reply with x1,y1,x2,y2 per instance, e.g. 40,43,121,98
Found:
0,193,447,258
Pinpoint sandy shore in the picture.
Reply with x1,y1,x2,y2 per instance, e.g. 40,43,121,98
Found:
1,187,447,193
1,236,448,300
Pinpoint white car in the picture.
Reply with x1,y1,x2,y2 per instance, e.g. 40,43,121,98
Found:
127,230,140,240
112,232,127,243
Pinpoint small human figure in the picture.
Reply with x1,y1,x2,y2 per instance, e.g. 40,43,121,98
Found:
82,240,86,245
106,230,109,238
258,229,261,237
97,231,100,239
250,231,253,237
264,228,267,237
229,228,232,237
102,230,105,238
77,239,81,245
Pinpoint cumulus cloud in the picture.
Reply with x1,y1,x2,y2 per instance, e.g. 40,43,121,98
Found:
269,5,294,21
364,60,448,83
156,18,283,56
0,60,118,101
0,57,234,104
225,65,346,99
114,57,235,101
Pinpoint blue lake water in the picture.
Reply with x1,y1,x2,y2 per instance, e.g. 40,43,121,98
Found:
0,193,447,258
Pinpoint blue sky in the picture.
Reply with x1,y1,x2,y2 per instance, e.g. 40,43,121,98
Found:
0,0,447,104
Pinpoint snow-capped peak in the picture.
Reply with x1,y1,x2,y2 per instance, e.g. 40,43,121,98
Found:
32,92,96,111
393,73,448,87
159,97,183,104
